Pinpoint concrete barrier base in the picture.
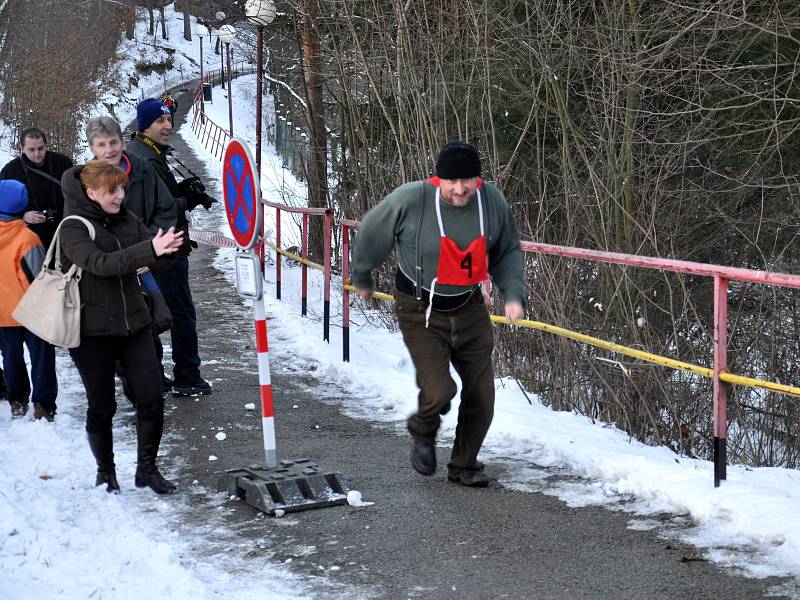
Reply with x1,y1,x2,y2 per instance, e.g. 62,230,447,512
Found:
218,458,349,516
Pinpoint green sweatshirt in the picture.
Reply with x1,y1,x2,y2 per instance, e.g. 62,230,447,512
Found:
351,179,524,304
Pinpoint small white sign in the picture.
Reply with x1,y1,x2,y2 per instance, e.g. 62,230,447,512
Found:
235,252,262,300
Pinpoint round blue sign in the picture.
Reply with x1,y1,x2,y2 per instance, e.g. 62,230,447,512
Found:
222,138,262,250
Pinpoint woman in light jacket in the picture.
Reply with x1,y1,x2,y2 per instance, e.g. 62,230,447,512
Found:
60,160,182,494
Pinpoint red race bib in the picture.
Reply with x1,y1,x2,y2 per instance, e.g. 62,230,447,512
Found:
435,235,488,285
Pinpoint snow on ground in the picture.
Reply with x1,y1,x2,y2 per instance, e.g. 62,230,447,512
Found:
186,73,800,595
0,8,327,600
0,346,320,600
4,5,800,599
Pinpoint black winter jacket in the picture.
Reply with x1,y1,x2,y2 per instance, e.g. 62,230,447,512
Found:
0,151,74,248
126,136,191,257
117,151,177,236
59,166,173,337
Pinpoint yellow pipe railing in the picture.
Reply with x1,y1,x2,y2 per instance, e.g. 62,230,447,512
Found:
272,243,800,398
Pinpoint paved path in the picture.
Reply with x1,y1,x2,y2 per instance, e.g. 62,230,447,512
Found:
152,86,796,599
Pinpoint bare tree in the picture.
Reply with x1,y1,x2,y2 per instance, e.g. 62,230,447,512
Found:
257,0,800,467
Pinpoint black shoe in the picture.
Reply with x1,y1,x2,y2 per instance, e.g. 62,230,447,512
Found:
447,467,489,487
97,469,121,493
161,375,174,392
10,400,28,418
135,465,177,494
172,379,212,397
411,440,436,476
33,403,55,422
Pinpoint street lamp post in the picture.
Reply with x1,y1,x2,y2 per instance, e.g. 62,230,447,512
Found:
245,0,277,177
245,0,277,275
218,24,236,137
215,11,226,89
195,22,208,115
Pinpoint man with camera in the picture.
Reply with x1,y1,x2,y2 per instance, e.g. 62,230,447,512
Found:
126,98,215,397
0,127,74,249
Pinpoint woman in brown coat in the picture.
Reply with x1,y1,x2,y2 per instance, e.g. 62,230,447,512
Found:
60,160,183,494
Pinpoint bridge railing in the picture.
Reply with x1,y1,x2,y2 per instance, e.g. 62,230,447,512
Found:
183,62,800,488
338,220,800,488
192,199,800,488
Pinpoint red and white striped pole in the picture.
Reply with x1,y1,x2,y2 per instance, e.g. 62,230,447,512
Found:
254,295,277,468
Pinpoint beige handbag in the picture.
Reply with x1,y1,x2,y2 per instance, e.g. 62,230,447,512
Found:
12,215,96,349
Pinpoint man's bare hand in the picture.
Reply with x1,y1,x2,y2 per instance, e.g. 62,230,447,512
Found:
356,288,373,299
23,210,46,224
504,301,524,323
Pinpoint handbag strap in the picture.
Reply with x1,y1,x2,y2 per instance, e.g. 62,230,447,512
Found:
45,215,97,272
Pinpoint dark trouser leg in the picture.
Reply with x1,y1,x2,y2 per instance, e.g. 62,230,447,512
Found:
0,327,32,405
395,292,458,446
70,335,121,490
153,257,201,386
69,336,119,434
24,329,57,413
0,366,6,399
116,327,175,494
447,303,495,471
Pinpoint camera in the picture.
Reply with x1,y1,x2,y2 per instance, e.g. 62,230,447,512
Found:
179,176,206,195
39,208,57,223
178,176,216,210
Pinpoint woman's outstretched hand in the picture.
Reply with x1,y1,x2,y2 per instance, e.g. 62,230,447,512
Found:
152,227,184,256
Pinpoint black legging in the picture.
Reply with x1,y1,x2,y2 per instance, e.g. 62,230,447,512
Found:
69,327,164,433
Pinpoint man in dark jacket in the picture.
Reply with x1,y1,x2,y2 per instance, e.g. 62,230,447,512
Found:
0,127,74,249
125,99,214,397
1,128,72,408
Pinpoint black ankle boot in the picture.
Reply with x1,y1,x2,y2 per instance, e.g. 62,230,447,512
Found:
87,430,120,493
97,468,121,492
411,440,436,475
135,412,176,494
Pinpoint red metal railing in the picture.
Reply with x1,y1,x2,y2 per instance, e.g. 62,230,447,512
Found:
262,201,332,342
337,225,800,487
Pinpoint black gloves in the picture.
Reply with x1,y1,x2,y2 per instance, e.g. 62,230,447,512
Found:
178,177,217,211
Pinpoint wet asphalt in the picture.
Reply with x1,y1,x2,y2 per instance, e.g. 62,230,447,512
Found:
153,86,796,600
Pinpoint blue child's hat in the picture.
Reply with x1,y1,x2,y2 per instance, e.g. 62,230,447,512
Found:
0,179,29,217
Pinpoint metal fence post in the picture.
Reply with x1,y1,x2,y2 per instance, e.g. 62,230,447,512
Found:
323,210,332,342
342,223,351,362
713,275,729,487
301,213,309,317
275,207,282,300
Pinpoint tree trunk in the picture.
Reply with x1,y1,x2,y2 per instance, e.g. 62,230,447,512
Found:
299,0,328,259
182,8,192,41
159,7,167,40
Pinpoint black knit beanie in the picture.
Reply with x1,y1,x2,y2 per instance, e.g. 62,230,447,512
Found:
435,142,481,180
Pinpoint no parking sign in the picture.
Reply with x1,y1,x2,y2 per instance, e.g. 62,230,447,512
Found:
222,137,261,251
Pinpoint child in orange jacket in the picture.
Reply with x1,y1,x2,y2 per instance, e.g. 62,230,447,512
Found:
0,179,57,420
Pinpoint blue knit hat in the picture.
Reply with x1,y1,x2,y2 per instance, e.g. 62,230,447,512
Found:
137,98,172,132
0,179,29,217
